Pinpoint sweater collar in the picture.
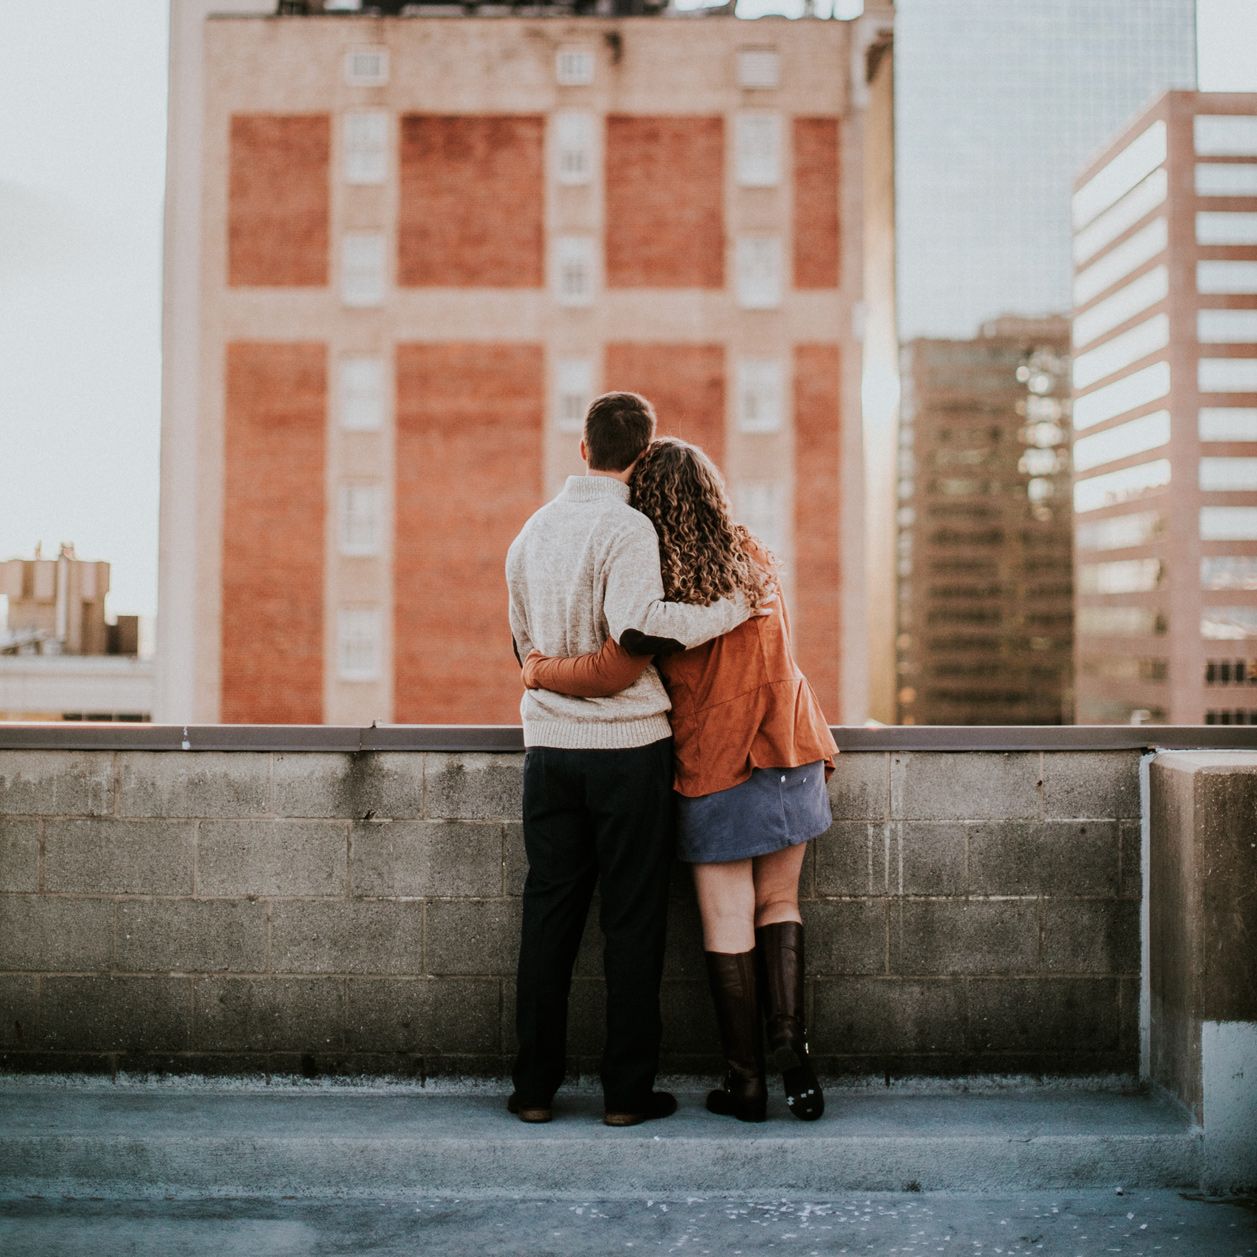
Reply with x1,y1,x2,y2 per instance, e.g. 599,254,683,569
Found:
561,474,630,503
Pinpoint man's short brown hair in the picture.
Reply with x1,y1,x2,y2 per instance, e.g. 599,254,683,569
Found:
583,392,657,472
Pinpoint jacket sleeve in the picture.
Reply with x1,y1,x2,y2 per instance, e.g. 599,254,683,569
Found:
602,517,751,654
522,639,652,698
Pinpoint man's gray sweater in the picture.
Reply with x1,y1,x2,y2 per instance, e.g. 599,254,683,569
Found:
507,475,749,750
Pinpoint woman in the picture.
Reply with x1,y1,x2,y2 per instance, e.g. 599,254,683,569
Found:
522,437,838,1123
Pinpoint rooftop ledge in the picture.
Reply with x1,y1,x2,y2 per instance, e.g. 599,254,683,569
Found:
2,723,1257,753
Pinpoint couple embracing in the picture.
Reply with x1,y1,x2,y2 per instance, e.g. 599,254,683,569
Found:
506,390,838,1128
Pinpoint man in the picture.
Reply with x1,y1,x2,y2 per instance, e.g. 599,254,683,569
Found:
506,391,753,1126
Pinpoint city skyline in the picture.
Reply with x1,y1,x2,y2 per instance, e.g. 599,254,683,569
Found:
1,0,1255,628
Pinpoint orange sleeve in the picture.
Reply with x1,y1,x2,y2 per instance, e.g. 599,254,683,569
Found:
522,637,652,698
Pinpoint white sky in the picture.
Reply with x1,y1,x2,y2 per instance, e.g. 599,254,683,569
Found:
0,0,1254,623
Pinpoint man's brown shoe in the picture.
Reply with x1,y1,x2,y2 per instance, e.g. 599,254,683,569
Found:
507,1093,553,1123
603,1090,678,1127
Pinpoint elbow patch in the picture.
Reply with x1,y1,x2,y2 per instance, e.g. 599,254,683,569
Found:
620,628,685,657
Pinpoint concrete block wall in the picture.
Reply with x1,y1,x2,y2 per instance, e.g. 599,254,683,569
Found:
0,748,1141,1078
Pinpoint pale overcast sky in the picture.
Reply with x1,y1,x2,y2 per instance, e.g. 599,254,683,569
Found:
0,0,1254,623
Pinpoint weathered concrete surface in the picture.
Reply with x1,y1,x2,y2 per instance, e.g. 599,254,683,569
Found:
3,1191,1255,1257
0,748,1144,1078
0,1082,1199,1198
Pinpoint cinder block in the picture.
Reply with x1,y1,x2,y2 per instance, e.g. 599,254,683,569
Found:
1040,899,1139,975
44,817,194,895
39,975,192,1051
0,817,39,891
890,752,1041,821
199,819,347,897
0,751,112,817
813,977,966,1055
967,821,1119,896
344,977,500,1054
966,976,1121,1053
889,900,1038,976
351,820,502,898
827,753,889,820
426,898,522,976
1119,819,1142,900
1040,750,1142,819
116,899,268,973
272,752,424,820
193,975,343,1052
270,901,424,975
0,895,113,971
117,752,270,819
894,822,967,895
502,821,527,894
662,879,707,981
1119,974,1140,1056
801,900,887,975
814,821,879,896
424,753,524,821
662,978,719,1055
0,976,39,1048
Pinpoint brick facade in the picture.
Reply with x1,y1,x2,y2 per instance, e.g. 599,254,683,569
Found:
792,117,841,289
228,114,330,287
221,343,326,723
604,343,727,469
394,343,545,723
604,116,725,289
398,115,545,288
793,343,842,718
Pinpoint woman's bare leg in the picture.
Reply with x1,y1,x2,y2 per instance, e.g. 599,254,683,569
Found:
691,858,756,953
752,842,806,928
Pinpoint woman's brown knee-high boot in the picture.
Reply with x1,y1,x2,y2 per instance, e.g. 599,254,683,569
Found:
756,921,824,1121
703,950,767,1123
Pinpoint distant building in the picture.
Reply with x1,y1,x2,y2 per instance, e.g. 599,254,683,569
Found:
157,1,893,725
0,544,153,721
1071,91,1257,726
897,317,1074,725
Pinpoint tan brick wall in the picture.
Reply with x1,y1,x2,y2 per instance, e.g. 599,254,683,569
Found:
221,342,326,724
394,343,545,723
792,117,841,290
604,116,724,289
228,114,330,287
793,343,842,718
398,115,545,288
604,343,726,468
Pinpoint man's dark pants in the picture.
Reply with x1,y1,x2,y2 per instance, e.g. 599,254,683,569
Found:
513,737,675,1112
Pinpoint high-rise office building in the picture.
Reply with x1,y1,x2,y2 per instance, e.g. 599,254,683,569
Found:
1071,91,1257,725
897,317,1073,725
157,2,889,725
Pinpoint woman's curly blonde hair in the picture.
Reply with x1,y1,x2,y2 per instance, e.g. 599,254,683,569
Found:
629,438,776,608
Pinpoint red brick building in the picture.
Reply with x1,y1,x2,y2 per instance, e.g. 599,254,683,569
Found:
157,4,880,726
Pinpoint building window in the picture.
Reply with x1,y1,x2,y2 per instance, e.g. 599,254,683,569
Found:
1073,361,1170,431
735,358,784,432
1198,261,1257,294
1076,510,1163,552
341,232,386,307
556,47,594,86
1072,410,1170,473
1073,266,1168,350
1077,558,1164,595
554,111,595,185
1202,607,1257,640
1071,313,1169,392
344,47,388,87
1073,169,1167,266
553,235,595,307
1200,457,1257,492
1196,211,1257,247
337,607,382,681
735,113,782,187
554,356,594,432
1201,506,1257,541
1194,115,1257,157
1199,359,1257,394
736,236,783,309
1073,218,1167,307
1202,556,1257,591
338,483,383,556
737,48,780,90
734,480,784,554
1072,121,1166,230
343,110,388,184
338,356,386,431
1073,459,1171,512
1196,163,1257,197
1200,408,1257,442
